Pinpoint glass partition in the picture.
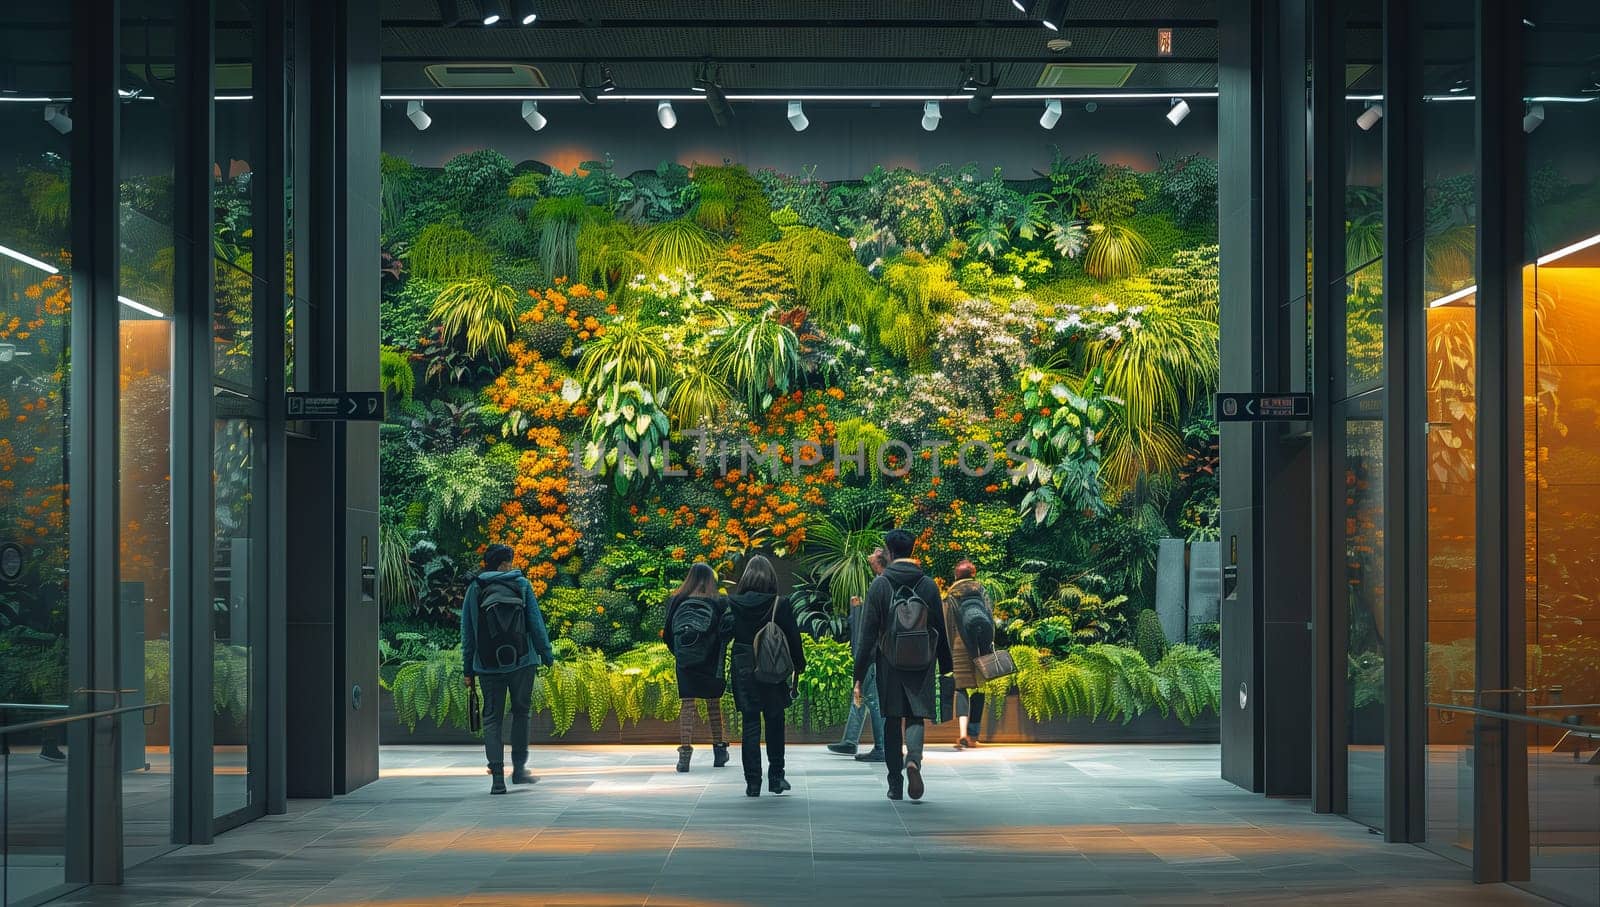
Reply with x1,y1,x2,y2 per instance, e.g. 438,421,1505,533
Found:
1341,393,1386,830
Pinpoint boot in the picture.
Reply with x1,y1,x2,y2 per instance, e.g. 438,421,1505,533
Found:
768,772,791,795
886,774,904,801
489,771,507,795
676,745,693,773
745,777,762,798
712,743,730,768
511,765,538,785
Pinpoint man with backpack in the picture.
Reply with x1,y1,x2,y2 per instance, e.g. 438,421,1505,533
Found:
853,529,953,802
461,544,556,795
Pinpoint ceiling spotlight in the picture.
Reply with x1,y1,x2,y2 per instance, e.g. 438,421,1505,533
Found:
657,100,677,129
786,100,809,132
1011,0,1029,11
1356,101,1383,131
511,0,536,25
479,0,505,25
406,100,431,131
921,100,942,132
521,100,547,131
966,67,997,115
1039,0,1069,31
1039,98,1062,129
1166,97,1191,126
44,104,72,135
1522,102,1545,133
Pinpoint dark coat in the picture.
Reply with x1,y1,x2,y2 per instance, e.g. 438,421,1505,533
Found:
724,590,806,713
854,560,954,719
664,592,728,700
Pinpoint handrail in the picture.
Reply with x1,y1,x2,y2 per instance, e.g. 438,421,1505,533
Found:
0,702,166,738
0,702,72,712
1427,701,1600,736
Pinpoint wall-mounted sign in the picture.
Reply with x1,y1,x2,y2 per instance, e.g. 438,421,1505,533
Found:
286,392,385,421
1216,393,1312,422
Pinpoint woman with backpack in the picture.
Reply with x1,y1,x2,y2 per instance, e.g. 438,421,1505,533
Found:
724,555,806,797
944,559,992,750
664,562,730,773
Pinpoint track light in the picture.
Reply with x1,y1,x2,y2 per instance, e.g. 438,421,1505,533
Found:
1039,0,1069,31
1166,97,1190,125
511,0,536,25
1356,101,1383,131
1039,98,1062,129
44,104,72,135
921,100,941,131
657,100,677,129
1522,102,1545,133
966,68,996,115
406,100,431,131
521,99,546,131
786,100,809,132
479,0,505,25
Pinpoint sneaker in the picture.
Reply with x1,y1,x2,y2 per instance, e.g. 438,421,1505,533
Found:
39,749,67,764
905,760,924,801
490,773,508,795
826,742,858,755
511,766,538,785
768,775,791,795
886,776,904,801
745,779,762,798
676,745,693,773
854,749,885,763
712,744,730,768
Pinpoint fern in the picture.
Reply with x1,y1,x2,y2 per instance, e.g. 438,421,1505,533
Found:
380,347,416,402
1150,644,1221,722
388,648,473,731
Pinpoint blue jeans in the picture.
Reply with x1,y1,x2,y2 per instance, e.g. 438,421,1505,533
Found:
479,664,535,773
839,664,885,751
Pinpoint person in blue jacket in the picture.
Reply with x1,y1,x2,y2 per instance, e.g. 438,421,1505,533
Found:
461,544,555,794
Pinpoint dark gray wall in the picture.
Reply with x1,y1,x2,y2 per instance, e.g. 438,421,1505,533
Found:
380,98,1217,178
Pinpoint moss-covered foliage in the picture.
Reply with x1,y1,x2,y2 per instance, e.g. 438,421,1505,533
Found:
377,147,1226,731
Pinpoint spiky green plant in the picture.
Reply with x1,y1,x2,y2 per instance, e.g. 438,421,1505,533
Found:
530,195,601,280
804,507,890,613
577,319,676,395
1084,222,1153,280
708,312,802,413
637,219,721,274
576,219,645,289
429,277,519,360
663,362,731,429
408,223,492,280
379,521,418,615
380,347,415,402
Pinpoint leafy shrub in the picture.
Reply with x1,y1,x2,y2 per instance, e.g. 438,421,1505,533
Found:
408,223,492,281
691,164,777,246
442,149,515,220
1155,155,1219,227
382,278,441,348
417,444,518,535
1134,609,1168,665
531,195,603,280
430,277,520,360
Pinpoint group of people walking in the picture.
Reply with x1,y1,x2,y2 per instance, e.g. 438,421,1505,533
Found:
462,529,999,802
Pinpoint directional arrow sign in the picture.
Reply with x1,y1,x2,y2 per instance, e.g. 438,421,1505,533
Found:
286,392,386,422
1216,393,1312,422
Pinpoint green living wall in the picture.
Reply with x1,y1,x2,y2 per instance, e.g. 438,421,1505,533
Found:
377,148,1223,734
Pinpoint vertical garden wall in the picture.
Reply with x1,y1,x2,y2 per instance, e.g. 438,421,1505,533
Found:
376,130,1225,739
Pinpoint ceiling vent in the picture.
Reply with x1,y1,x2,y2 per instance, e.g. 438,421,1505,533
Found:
424,63,549,89
1036,63,1136,89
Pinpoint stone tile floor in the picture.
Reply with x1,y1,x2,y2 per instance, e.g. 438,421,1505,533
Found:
52,744,1549,906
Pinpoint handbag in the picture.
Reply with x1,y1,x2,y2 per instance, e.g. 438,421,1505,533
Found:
974,649,1018,683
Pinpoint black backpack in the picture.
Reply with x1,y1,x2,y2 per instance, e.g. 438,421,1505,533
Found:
752,595,795,684
672,596,720,669
881,580,936,671
474,577,529,669
954,585,995,656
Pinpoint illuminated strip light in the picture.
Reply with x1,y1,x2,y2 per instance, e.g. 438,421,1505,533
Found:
1427,231,1600,308
0,243,60,274
378,90,1220,103
1346,94,1595,104
118,295,167,318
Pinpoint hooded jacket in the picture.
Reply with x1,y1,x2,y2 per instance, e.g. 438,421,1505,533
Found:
460,569,555,677
854,559,954,719
724,589,806,712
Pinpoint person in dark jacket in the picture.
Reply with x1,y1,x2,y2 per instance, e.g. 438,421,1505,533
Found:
827,547,888,761
724,554,806,797
664,562,730,773
853,529,953,802
461,544,556,795
944,559,991,749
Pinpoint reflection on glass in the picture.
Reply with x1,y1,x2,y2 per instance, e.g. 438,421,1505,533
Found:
1343,402,1386,831
212,417,257,818
1,6,75,903
214,257,256,389
1343,261,1385,391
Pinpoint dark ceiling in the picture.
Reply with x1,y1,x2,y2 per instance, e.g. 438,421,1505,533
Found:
379,1,1222,94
